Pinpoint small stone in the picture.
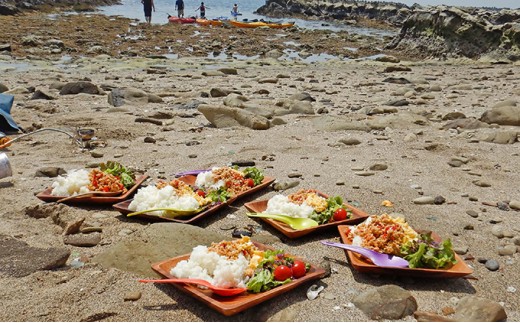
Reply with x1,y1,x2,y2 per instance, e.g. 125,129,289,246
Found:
355,171,375,177
80,227,103,234
123,292,142,301
491,226,504,238
509,200,520,211
507,286,517,293
188,154,197,158
352,185,360,189
472,180,491,187
287,173,303,178
466,210,478,218
463,224,474,230
498,245,517,256
469,196,478,202
513,236,520,246
144,137,156,143
90,150,104,158
434,196,446,205
413,196,435,205
63,217,85,235
497,202,510,211
230,160,255,167
35,167,66,178
448,160,463,167
453,246,469,255
272,181,299,191
369,163,388,171
63,233,101,247
340,138,361,146
485,259,500,271
503,230,515,238
442,306,456,315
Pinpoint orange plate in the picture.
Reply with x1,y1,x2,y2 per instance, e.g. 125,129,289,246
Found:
113,175,276,223
150,242,325,316
337,225,474,278
244,191,369,239
36,175,148,205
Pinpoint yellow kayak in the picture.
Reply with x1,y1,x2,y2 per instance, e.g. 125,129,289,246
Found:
266,22,295,29
196,18,224,27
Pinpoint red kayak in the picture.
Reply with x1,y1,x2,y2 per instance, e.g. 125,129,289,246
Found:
168,16,196,24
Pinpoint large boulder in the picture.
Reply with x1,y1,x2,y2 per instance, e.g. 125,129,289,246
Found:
107,87,163,107
59,81,103,95
352,285,418,320
198,105,270,130
454,296,507,321
480,102,520,126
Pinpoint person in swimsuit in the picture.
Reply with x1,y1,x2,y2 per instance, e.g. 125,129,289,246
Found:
231,3,238,20
141,0,155,24
196,2,208,19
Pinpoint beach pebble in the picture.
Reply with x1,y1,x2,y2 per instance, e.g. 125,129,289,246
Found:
307,285,324,300
339,138,361,146
434,195,446,205
454,296,507,322
272,181,299,191
63,217,85,235
403,133,417,142
63,233,101,247
123,292,141,301
497,201,510,211
469,196,478,201
90,150,104,158
453,246,469,255
509,200,520,210
355,171,375,177
369,163,388,171
448,159,463,167
485,259,500,271
352,285,417,320
80,227,102,234
466,210,478,218
473,180,491,187
491,226,504,238
413,196,435,205
498,245,517,256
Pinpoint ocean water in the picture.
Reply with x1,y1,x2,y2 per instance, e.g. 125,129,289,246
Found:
99,0,519,24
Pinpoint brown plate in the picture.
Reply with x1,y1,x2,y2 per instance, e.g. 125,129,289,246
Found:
244,191,369,239
177,175,276,204
114,175,276,223
337,225,474,277
36,175,148,205
150,242,325,316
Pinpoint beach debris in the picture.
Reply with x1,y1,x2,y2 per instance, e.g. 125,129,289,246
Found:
306,284,324,300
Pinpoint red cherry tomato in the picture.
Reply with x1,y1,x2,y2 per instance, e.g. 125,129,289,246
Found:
333,208,348,221
196,190,206,198
246,178,255,187
273,265,292,281
291,260,306,278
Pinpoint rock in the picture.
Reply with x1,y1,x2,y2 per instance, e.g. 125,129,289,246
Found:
485,259,500,271
202,70,226,77
59,81,102,95
0,234,70,277
442,112,466,120
385,99,409,106
108,88,152,107
63,217,85,235
35,167,66,178
90,151,104,158
218,68,238,75
369,163,388,171
223,93,248,107
404,133,417,142
453,246,469,255
0,83,8,93
434,196,446,205
448,159,463,167
454,296,507,322
289,92,315,102
482,130,519,144
473,180,491,187
258,78,278,84
466,210,478,218
509,200,520,210
375,55,400,63
63,233,102,247
355,171,375,177
144,137,156,143
384,66,411,73
442,118,490,130
92,223,227,277
481,103,520,126
352,285,417,320
210,88,232,97
413,196,435,205
491,225,504,238
272,180,299,191
198,105,269,130
123,292,142,301
30,90,56,100
497,245,517,256
339,138,361,146
413,311,455,322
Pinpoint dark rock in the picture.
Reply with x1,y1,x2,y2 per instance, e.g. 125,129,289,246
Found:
210,88,232,97
454,296,507,321
230,160,255,167
35,167,66,178
434,195,446,205
0,44,12,52
63,217,85,235
383,77,411,84
143,136,156,143
442,112,466,120
30,90,56,100
135,118,162,126
59,81,102,95
352,285,418,320
384,66,412,73
385,99,409,106
0,234,70,277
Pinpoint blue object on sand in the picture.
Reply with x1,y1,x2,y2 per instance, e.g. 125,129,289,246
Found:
0,93,20,132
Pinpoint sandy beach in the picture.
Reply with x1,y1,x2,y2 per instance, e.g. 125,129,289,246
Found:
0,10,519,322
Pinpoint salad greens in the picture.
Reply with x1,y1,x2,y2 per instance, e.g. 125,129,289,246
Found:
246,249,293,293
310,196,351,224
207,186,231,202
99,161,135,188
400,232,457,269
243,167,265,186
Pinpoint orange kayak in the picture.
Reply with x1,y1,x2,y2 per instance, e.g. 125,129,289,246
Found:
195,18,224,26
168,16,196,24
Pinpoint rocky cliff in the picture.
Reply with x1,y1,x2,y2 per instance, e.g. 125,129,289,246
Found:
257,0,520,61
0,0,121,15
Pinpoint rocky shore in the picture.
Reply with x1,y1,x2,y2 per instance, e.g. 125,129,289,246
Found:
0,6,520,323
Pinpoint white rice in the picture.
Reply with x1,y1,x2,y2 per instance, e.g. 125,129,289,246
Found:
264,194,314,218
195,167,225,190
128,185,200,215
170,245,249,288
51,169,91,196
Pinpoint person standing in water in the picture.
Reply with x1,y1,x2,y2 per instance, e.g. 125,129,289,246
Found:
141,0,155,24
196,2,208,19
231,3,238,20
175,0,184,18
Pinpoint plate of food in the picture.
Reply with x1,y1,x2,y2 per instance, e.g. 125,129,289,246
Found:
244,189,370,238
113,166,274,223
335,214,473,277
36,161,148,205
147,237,326,316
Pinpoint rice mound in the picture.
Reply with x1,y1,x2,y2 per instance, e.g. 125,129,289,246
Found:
171,246,249,288
51,169,91,196
195,167,225,190
128,185,200,215
265,194,314,218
